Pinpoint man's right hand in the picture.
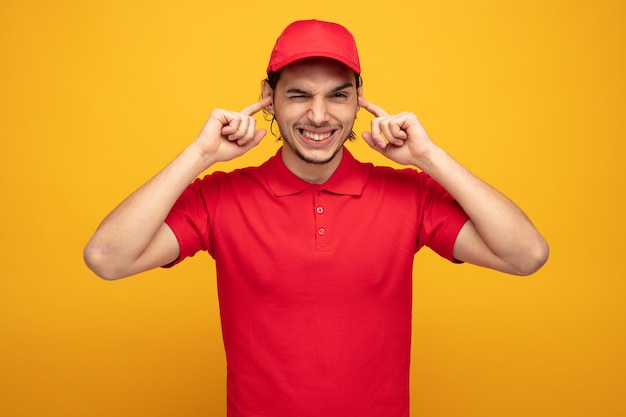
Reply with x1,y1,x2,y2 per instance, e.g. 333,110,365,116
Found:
193,96,272,165
84,97,273,280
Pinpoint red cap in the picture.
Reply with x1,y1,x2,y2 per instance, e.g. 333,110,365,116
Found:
267,20,361,75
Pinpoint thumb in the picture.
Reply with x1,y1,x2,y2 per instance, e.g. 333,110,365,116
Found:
252,128,268,145
362,131,386,150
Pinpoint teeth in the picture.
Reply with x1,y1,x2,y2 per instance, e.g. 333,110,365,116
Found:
300,129,332,141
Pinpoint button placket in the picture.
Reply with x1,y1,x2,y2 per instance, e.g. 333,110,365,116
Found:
314,190,330,251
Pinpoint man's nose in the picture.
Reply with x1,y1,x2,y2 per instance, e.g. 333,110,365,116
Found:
307,97,329,124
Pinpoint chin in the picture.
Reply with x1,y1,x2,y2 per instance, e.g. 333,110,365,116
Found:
294,145,344,165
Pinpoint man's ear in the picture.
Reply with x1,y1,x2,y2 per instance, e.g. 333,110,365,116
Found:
262,81,274,115
356,86,363,114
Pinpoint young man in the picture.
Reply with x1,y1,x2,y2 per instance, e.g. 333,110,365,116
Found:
84,20,548,417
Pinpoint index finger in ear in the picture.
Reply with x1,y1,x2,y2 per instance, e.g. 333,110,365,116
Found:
241,96,273,116
358,97,389,117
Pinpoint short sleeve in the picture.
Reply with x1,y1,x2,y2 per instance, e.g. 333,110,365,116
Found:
163,175,216,267
416,174,469,262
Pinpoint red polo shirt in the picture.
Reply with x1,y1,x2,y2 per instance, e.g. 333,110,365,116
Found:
165,147,468,417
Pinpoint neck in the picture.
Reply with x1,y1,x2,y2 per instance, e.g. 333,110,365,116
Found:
281,146,344,184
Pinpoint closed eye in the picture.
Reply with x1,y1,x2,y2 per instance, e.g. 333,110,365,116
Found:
286,88,310,100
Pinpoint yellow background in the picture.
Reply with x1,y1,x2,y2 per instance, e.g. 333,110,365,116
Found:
1,0,624,416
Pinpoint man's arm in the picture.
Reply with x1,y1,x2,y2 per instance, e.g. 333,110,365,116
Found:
83,98,271,280
359,97,549,276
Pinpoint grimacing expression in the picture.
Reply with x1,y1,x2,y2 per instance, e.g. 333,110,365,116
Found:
265,58,360,166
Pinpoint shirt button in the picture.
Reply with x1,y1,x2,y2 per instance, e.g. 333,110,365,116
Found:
318,227,326,236
316,206,324,214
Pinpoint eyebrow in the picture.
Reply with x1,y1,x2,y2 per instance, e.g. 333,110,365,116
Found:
285,82,355,95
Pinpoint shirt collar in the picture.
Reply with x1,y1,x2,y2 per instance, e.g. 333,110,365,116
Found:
264,147,371,197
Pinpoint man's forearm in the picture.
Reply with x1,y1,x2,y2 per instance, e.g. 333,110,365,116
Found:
83,143,212,279
414,146,549,274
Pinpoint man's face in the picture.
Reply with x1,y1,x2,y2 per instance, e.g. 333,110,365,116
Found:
265,58,360,168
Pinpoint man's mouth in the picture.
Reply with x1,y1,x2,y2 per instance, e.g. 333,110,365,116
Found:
298,129,335,142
